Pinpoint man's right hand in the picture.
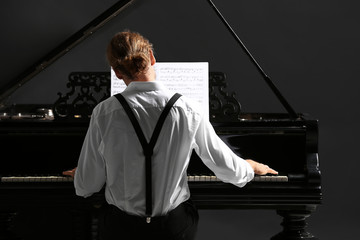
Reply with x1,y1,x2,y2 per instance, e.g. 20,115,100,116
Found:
245,159,278,175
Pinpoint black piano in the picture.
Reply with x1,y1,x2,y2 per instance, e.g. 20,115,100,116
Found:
0,0,321,239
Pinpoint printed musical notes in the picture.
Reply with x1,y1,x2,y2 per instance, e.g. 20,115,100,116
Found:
111,62,209,118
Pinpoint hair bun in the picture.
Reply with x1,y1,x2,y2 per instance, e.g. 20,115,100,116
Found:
107,31,153,79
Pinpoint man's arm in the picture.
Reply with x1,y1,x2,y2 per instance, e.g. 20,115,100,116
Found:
193,117,278,187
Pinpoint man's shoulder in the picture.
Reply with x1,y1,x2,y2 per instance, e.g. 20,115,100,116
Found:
174,94,204,118
91,96,120,116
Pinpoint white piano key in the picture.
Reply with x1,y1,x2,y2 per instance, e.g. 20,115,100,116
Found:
199,175,207,181
210,176,218,181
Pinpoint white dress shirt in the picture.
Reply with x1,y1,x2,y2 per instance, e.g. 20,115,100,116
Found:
74,81,254,217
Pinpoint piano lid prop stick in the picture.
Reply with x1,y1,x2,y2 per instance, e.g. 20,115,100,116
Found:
206,0,298,119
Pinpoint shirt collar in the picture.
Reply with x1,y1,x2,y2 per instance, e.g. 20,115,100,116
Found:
123,81,165,93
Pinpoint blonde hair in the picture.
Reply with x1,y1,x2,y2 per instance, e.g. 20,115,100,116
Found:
106,31,154,80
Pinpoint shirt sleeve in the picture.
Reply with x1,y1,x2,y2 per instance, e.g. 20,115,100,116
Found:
74,113,106,197
193,117,254,187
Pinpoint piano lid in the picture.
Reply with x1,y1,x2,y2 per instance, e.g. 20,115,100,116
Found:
0,0,298,119
0,0,134,108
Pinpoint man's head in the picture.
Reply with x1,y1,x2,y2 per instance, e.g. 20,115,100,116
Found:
107,31,155,82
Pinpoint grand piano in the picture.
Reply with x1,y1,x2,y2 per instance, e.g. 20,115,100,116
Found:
0,0,321,239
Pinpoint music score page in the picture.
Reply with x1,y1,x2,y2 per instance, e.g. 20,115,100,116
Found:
111,62,209,119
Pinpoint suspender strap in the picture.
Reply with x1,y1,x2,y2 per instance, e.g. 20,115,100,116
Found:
114,93,182,220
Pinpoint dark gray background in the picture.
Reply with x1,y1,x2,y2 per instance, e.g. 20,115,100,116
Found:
1,0,358,239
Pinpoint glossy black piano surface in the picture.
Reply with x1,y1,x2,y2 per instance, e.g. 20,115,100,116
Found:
0,97,321,239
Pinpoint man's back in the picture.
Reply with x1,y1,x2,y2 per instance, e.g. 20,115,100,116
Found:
75,81,202,216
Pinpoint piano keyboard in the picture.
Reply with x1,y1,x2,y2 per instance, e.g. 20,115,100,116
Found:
1,175,288,183
188,175,288,182
1,176,74,182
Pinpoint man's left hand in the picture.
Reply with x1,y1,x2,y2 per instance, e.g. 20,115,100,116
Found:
62,168,77,178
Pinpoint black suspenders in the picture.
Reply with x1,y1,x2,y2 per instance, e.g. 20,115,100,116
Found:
114,93,182,223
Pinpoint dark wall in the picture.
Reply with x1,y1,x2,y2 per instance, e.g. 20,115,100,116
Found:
1,0,359,239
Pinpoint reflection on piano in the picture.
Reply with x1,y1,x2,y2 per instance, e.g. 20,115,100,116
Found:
0,0,321,240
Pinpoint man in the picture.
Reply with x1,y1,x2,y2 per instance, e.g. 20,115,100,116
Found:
64,30,277,240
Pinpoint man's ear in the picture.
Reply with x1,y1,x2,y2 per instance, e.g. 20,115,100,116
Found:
113,68,131,86
150,50,156,66
113,68,123,80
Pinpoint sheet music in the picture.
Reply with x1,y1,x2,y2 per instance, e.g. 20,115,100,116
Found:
111,62,209,118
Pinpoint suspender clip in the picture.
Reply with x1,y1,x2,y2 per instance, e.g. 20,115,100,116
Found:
146,217,151,223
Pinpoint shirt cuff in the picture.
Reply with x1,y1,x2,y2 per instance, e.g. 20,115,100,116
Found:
75,188,94,198
233,160,255,188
